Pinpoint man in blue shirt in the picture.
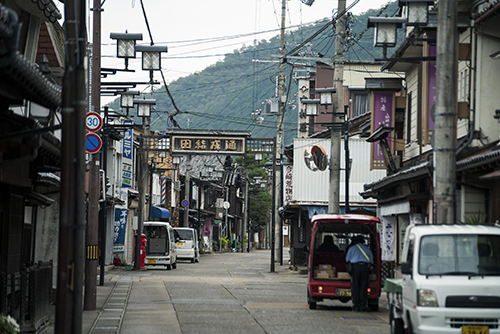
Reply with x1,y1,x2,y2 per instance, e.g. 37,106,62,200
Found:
346,235,373,311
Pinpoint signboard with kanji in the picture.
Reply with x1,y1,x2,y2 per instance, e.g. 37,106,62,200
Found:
171,135,246,155
371,92,395,169
122,120,134,188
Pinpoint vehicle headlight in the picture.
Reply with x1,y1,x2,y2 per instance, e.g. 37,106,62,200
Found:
417,290,438,307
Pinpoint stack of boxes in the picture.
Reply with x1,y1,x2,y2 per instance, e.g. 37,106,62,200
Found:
313,264,336,279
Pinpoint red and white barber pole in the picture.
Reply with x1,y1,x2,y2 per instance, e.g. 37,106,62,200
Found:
161,176,166,204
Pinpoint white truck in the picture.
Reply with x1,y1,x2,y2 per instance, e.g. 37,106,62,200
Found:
386,224,500,334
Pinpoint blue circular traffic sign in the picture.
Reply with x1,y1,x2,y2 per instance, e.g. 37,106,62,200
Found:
86,133,102,153
181,199,189,207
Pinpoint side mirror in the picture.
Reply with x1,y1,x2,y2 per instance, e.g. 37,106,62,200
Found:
401,261,412,275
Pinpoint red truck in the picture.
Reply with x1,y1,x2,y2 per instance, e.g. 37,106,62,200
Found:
307,214,382,310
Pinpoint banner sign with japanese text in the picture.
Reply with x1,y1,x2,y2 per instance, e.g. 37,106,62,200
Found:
122,120,134,188
283,164,293,206
371,92,394,169
113,208,128,253
171,136,246,155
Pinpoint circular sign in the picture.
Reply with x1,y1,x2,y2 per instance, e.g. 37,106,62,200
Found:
223,201,230,210
181,199,189,208
85,133,102,153
86,112,103,132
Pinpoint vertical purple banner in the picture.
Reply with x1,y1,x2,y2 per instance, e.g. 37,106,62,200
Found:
428,42,436,130
372,92,394,160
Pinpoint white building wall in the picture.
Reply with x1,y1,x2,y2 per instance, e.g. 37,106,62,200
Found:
292,137,386,205
475,20,500,143
404,67,420,161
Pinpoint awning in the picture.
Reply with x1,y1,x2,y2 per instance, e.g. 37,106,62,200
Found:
151,206,170,219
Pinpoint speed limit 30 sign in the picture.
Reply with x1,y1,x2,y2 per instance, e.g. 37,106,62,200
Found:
86,112,103,132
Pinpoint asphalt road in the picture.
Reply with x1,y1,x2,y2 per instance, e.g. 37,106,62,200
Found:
108,249,391,334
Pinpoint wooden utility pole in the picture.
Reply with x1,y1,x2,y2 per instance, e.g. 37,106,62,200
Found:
329,0,346,213
56,0,86,331
275,0,286,266
84,0,101,310
434,0,457,223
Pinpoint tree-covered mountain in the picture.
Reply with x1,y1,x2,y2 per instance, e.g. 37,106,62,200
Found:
107,1,401,145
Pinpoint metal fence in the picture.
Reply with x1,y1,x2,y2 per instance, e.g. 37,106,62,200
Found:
0,260,53,332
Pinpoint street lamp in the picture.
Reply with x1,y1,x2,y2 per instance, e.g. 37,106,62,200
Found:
133,98,155,117
109,32,143,69
398,0,434,26
315,87,336,106
367,17,406,58
135,45,168,71
301,98,320,117
120,89,139,116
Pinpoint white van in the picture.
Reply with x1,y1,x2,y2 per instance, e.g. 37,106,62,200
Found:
387,224,500,334
143,222,177,270
174,227,200,263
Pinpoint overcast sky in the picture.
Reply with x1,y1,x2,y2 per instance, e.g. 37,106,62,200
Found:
78,0,391,103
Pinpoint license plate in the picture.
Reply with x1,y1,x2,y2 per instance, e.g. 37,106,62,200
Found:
176,242,184,246
336,288,351,297
462,325,489,334
147,259,157,264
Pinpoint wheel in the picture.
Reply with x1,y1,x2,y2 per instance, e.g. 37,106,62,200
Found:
307,290,317,310
166,264,172,270
405,313,414,334
390,306,404,334
368,298,379,311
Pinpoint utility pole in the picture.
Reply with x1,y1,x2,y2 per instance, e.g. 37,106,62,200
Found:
183,155,191,227
135,119,150,270
85,0,101,310
434,0,457,224
274,0,286,266
329,0,346,213
56,0,86,332
242,171,249,252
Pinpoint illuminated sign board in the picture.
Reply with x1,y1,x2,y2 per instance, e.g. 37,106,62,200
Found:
171,136,246,155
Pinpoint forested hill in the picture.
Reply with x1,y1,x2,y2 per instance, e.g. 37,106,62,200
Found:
107,1,400,145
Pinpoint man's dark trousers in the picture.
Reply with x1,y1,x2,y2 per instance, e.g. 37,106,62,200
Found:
351,262,369,311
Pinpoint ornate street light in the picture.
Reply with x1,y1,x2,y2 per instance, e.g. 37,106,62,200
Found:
368,17,406,48
135,45,168,71
315,87,336,105
133,98,156,118
399,0,434,26
172,155,181,166
109,32,143,69
301,98,320,117
367,17,406,59
120,89,139,115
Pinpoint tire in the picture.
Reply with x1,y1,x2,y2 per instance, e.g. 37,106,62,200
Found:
390,306,404,334
307,290,317,310
405,314,414,334
368,298,379,311
166,264,172,270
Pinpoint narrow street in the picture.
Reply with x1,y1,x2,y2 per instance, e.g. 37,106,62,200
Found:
85,249,390,334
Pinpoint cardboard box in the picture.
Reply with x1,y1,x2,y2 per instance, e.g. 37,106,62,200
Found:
314,269,335,279
317,264,332,271
337,272,351,280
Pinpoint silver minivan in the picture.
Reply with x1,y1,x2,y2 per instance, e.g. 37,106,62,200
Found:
143,222,177,270
173,227,200,263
